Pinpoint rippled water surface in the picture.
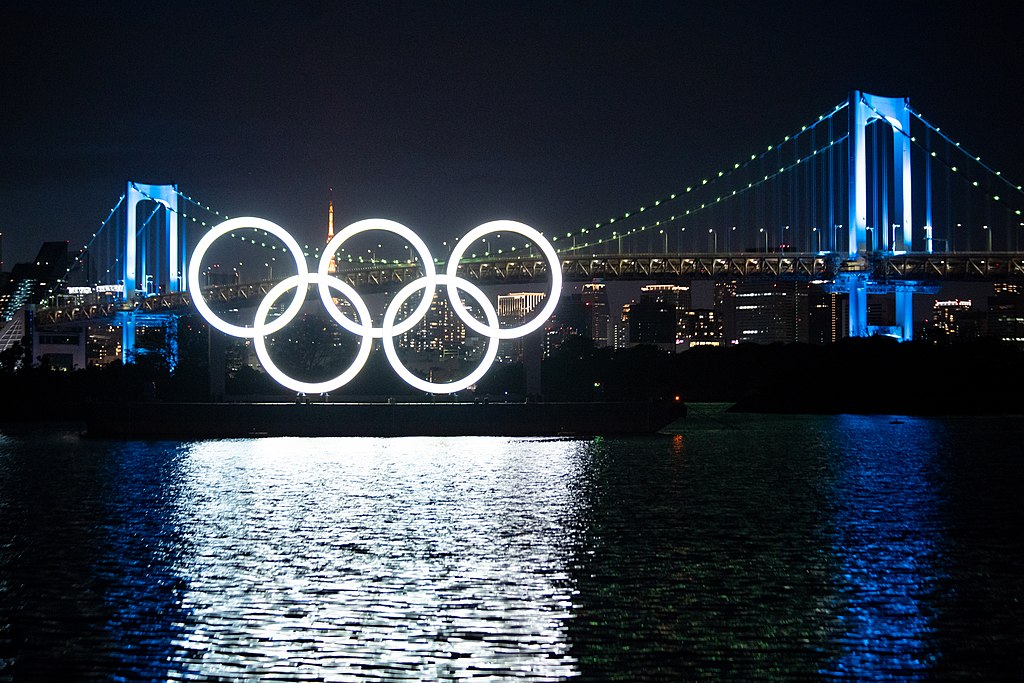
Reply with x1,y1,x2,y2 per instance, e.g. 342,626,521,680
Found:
2,406,1023,680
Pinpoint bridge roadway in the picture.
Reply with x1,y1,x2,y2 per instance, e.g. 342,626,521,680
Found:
34,250,1024,326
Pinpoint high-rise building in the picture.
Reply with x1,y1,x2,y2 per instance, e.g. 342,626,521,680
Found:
542,293,589,357
806,286,845,344
497,292,545,362
397,290,467,358
643,284,690,346
497,292,546,322
86,324,122,368
615,284,692,352
611,317,630,350
867,294,896,330
921,298,988,342
720,279,809,344
623,299,676,352
680,309,722,347
581,283,610,347
987,283,1024,346
714,280,738,344
1,241,70,322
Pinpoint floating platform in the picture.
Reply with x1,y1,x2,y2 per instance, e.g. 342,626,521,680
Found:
85,400,686,439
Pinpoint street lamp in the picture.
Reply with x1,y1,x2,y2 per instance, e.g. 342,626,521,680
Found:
866,227,874,252
983,225,992,252
660,228,667,252
833,224,842,252
759,227,768,252
730,225,737,252
812,227,821,252
708,228,717,252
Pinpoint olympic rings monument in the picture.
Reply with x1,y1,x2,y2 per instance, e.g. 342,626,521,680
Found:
87,215,686,437
188,217,561,396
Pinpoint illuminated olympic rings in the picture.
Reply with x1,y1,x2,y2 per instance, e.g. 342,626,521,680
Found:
187,217,562,394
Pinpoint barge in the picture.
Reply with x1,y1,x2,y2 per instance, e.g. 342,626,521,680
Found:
85,400,687,439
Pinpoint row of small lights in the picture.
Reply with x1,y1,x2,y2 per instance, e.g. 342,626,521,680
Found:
177,190,427,266
183,102,853,264
144,100,853,264
904,108,1024,219
552,133,851,254
549,100,851,254
45,191,172,304
43,194,128,304
51,187,217,302
569,99,1024,256
855,97,1024,222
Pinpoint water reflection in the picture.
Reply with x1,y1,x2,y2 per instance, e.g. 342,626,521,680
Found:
0,431,191,681
166,437,587,680
566,420,843,679
822,416,950,679
3,412,1024,680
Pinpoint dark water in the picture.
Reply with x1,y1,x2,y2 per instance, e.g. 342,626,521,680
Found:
1,406,1023,681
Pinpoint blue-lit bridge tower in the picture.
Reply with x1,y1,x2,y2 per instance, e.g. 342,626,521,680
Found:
842,91,919,340
116,181,185,364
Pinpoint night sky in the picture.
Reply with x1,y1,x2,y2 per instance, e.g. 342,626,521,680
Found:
2,1,1022,268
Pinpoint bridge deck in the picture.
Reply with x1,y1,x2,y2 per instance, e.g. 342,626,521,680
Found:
32,251,1024,326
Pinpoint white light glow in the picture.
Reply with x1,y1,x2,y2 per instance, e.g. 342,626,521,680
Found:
189,217,561,394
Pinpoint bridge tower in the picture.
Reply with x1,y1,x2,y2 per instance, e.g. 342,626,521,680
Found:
844,91,917,340
117,181,185,365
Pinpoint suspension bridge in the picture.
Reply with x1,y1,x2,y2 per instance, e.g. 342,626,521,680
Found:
3,90,1023,369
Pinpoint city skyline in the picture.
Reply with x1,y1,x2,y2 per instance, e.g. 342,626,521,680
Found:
2,2,1023,267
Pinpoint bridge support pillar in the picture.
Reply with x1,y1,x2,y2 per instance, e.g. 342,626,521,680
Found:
114,310,179,369
208,323,226,402
843,275,869,338
895,287,915,342
831,276,936,341
524,328,543,400
121,314,137,364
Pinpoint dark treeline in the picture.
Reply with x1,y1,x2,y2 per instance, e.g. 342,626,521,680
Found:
2,334,1023,421
535,335,1024,415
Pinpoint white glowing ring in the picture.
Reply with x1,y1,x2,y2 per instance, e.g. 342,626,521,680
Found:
188,217,307,338
381,274,500,394
445,220,562,339
317,218,436,338
252,273,374,394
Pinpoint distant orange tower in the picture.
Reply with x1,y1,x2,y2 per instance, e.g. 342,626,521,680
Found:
326,187,337,274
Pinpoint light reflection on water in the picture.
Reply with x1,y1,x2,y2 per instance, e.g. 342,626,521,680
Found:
2,409,1024,680
166,437,586,680
823,416,949,679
